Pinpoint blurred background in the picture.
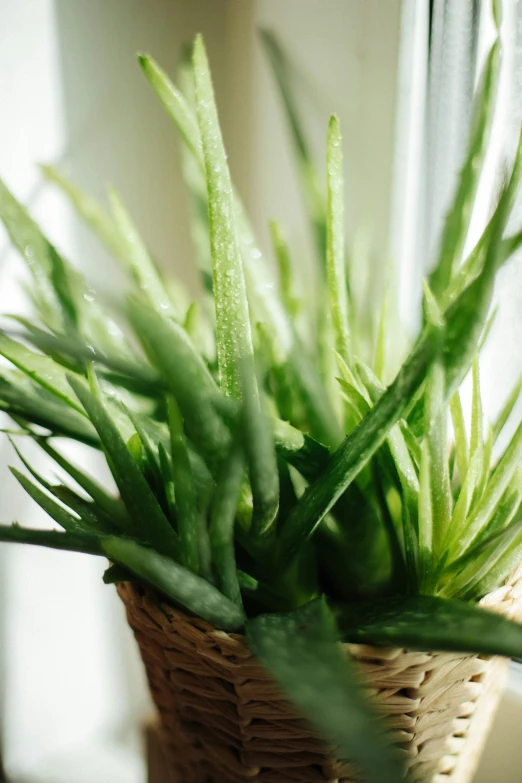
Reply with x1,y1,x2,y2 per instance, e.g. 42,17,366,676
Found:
1,1,522,781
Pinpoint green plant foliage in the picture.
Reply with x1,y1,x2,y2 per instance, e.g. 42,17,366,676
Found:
1,28,522,783
260,30,327,262
193,34,256,400
102,536,245,630
247,600,403,783
335,594,522,656
209,429,245,608
326,115,351,366
428,41,500,297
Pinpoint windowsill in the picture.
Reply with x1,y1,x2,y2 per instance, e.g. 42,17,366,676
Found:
475,665,522,782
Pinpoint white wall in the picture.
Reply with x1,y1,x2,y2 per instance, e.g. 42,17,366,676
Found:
226,0,402,267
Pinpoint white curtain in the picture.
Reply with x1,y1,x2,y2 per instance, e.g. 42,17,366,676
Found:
393,0,522,427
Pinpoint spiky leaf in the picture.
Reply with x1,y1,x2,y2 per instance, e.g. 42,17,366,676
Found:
247,600,403,783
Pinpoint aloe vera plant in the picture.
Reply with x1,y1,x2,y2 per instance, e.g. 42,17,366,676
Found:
2,26,522,783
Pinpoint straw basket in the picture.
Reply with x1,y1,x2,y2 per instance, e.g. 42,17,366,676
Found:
118,564,522,783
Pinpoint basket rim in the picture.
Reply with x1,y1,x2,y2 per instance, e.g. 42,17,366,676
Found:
117,558,522,658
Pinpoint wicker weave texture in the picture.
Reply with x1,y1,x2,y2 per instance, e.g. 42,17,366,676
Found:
118,564,522,783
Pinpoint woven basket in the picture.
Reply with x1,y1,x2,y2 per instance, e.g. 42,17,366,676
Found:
118,564,522,783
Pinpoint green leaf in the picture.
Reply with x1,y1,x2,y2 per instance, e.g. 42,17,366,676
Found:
335,594,522,657
18,325,162,394
426,358,452,559
277,320,441,566
41,165,122,257
353,359,420,525
479,304,498,351
126,407,163,485
183,301,206,356
10,467,92,535
475,423,493,505
33,437,129,529
242,375,279,539
43,168,187,323
102,536,245,631
193,35,255,400
326,115,351,365
399,419,421,468
440,221,522,313
337,377,370,420
492,0,503,29
443,127,522,396
158,441,176,518
470,358,484,462
0,332,85,413
103,563,133,584
447,481,522,574
107,187,174,315
285,339,341,446
272,418,330,480
67,374,179,557
260,30,326,261
466,529,522,599
417,439,433,591
0,523,103,555
0,177,75,331
317,283,344,425
445,490,522,599
209,432,245,608
453,417,522,557
50,485,115,533
143,414,215,507
444,446,484,555
401,503,418,592
7,316,84,372
8,436,111,533
138,54,202,165
140,46,337,447
0,177,129,358
493,373,522,441
128,299,230,473
269,220,300,319
373,288,389,383
0,369,98,445
450,391,468,481
428,40,501,297
177,49,215,291
49,243,81,332
141,49,216,298
336,350,362,394
247,599,403,783
167,396,200,574
501,227,522,262
8,435,54,493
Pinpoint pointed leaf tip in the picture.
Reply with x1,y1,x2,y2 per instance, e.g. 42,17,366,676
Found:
328,113,340,134
192,27,255,399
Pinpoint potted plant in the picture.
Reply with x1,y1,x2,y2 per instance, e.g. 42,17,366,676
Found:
1,25,522,783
